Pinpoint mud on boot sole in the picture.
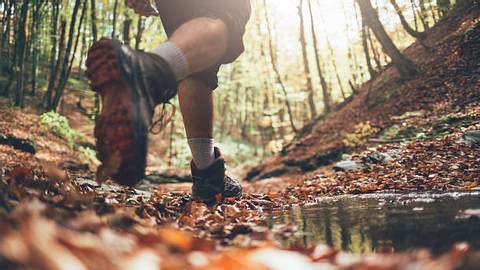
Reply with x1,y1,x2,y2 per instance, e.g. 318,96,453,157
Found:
86,38,147,186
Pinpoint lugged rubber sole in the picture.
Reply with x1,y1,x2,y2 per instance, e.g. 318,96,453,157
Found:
86,38,145,186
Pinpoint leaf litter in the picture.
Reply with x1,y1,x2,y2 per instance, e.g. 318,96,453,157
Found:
1,109,480,269
1,5,480,270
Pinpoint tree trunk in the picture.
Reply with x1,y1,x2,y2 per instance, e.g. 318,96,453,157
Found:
430,1,439,23
135,15,144,50
361,19,377,79
307,0,331,113
263,0,297,133
135,15,145,50
390,0,429,50
353,0,367,82
123,15,132,46
366,27,382,69
112,0,119,39
410,0,420,31
356,0,419,80
90,0,98,42
298,0,317,118
79,13,88,70
31,0,45,96
67,0,87,72
13,0,29,107
50,0,84,110
418,0,430,30
0,0,14,96
43,2,62,108
1,0,13,53
325,35,347,99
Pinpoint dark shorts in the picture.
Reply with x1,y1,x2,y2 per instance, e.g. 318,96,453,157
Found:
156,0,251,89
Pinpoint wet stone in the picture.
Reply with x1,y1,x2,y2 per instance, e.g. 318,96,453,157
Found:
362,152,395,164
333,160,364,172
457,130,480,145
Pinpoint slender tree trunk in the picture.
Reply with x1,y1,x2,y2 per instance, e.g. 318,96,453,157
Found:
0,0,14,96
0,0,6,49
356,0,419,80
361,19,377,79
390,0,429,49
90,0,98,42
263,0,297,133
135,15,144,50
410,0,420,31
43,2,61,108
1,0,12,53
418,0,430,30
79,13,88,69
307,0,331,113
325,36,347,99
13,1,29,107
90,0,100,115
68,0,87,72
353,1,367,82
31,0,45,96
298,0,317,118
349,80,359,95
429,1,439,23
366,27,382,69
123,15,132,46
50,0,83,110
112,0,119,39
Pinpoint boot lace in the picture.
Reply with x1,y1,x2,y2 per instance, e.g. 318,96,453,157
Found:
149,102,176,134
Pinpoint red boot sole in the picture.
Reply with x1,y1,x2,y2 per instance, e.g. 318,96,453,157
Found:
86,38,144,186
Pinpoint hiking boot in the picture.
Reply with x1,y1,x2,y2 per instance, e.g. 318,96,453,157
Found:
86,38,177,186
191,148,243,204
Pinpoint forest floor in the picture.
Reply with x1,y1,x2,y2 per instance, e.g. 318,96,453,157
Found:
0,5,480,270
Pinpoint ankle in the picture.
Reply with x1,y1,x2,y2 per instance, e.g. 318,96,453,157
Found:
188,138,215,170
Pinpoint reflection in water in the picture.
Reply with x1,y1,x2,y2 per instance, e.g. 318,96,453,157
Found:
269,192,480,254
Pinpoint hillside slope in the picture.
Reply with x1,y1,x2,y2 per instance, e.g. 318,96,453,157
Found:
247,5,480,182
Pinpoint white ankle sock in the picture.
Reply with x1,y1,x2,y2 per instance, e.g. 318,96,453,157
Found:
151,42,189,81
188,138,215,170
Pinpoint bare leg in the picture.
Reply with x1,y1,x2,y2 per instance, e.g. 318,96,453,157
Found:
178,78,214,139
166,18,228,139
169,17,228,75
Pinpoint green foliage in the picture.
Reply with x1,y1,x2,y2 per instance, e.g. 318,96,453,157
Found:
217,137,263,167
79,146,97,162
67,77,89,91
40,111,77,145
342,121,379,148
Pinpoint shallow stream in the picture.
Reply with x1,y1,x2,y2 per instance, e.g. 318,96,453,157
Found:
269,191,480,254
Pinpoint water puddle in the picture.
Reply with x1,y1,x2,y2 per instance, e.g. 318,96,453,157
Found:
269,191,480,254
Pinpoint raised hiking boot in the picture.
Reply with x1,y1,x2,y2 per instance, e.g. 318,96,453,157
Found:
191,148,243,204
86,38,177,186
